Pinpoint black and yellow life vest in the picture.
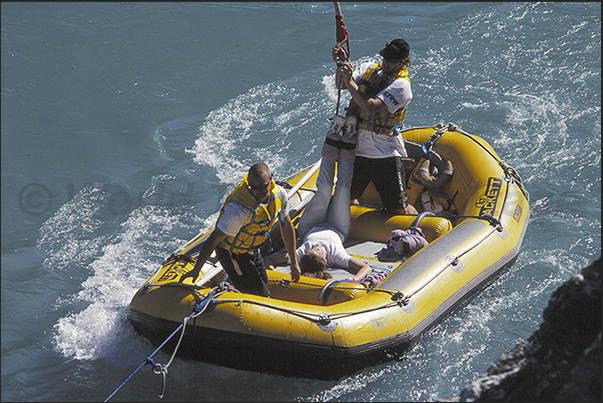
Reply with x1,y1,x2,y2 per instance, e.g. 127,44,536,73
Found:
353,63,411,135
218,175,285,255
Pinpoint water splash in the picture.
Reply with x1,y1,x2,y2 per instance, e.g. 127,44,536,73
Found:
186,71,336,184
50,201,204,363
49,68,338,364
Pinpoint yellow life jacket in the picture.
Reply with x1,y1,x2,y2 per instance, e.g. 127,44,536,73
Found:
355,63,411,135
218,175,284,255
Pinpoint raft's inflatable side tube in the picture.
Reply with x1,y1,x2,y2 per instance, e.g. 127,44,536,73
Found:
349,205,452,243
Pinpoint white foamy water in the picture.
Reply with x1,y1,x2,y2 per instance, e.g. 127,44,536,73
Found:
2,2,599,402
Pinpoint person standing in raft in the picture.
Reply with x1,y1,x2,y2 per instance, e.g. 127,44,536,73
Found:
331,38,418,215
180,162,301,297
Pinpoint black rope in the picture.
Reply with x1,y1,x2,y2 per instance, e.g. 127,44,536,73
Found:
439,213,503,229
274,180,316,194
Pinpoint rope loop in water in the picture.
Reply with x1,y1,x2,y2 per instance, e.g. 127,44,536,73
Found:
104,287,222,401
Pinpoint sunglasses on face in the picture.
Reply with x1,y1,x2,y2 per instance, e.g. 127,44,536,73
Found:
248,175,272,191
248,183,270,191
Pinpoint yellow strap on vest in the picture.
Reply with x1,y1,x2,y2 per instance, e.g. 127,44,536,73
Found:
218,176,283,255
356,63,410,135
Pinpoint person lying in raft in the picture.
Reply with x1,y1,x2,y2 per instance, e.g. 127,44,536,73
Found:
265,141,383,286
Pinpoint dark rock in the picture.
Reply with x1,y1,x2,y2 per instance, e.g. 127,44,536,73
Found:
440,257,601,402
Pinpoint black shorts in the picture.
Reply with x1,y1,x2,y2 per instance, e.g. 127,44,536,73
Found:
350,156,409,210
215,247,270,297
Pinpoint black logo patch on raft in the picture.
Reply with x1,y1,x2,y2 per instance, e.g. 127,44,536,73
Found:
513,204,523,223
157,261,190,282
474,177,503,216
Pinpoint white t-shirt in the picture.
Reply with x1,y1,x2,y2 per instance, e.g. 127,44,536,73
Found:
217,185,292,237
352,62,413,159
295,226,351,269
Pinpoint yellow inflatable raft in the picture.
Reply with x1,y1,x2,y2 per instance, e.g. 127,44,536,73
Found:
127,123,530,379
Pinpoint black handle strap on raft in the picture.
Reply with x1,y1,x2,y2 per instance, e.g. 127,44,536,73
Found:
317,279,342,305
409,211,436,229
440,213,503,230
104,288,220,401
162,252,195,266
408,210,502,230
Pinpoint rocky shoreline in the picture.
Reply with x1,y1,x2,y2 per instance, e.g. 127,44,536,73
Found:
441,257,601,402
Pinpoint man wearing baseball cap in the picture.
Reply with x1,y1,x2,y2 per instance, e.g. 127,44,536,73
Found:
331,38,418,215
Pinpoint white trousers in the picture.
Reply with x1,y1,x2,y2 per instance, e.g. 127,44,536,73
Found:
298,158,353,242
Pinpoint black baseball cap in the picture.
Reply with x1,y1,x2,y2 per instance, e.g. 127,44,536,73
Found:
379,39,410,62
